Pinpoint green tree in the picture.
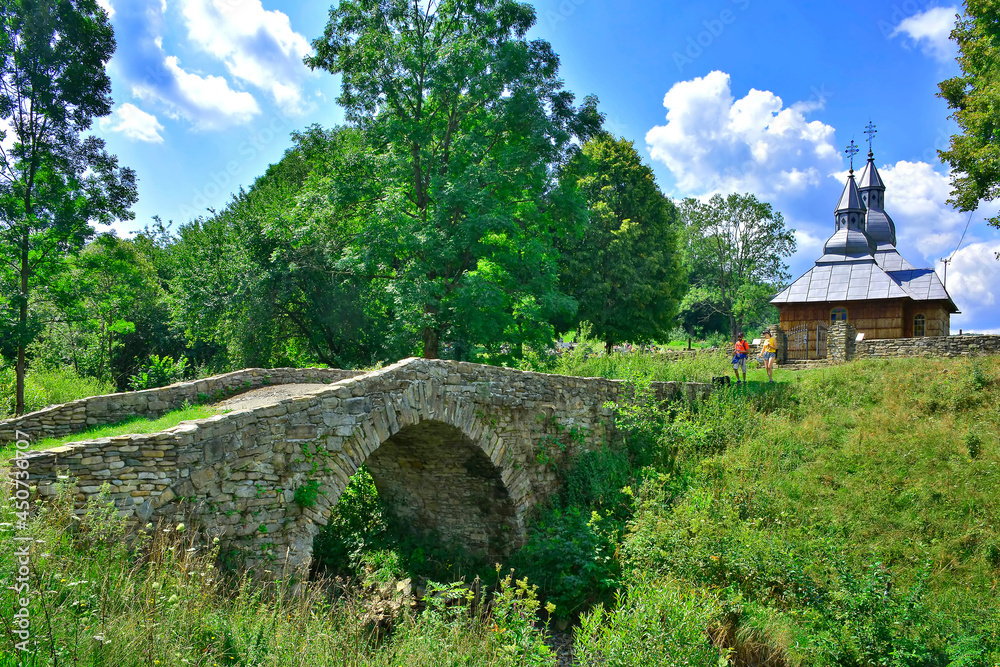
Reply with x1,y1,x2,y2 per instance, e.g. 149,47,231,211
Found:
938,0,1000,244
678,194,795,341
306,0,602,359
560,134,686,354
0,0,136,414
52,234,165,388
169,126,397,370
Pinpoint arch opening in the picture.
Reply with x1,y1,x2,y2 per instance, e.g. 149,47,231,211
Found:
311,419,519,579
365,420,519,557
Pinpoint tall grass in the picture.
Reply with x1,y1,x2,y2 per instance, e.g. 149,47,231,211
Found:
620,354,1000,664
544,329,789,384
0,482,559,666
0,367,114,421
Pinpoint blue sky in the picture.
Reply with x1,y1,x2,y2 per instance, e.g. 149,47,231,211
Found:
93,0,1000,333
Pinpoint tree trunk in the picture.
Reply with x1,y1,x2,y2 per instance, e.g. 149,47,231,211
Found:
423,326,440,359
605,338,613,355
16,228,28,416
728,314,738,343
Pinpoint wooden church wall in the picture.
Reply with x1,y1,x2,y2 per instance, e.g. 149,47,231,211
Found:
779,300,952,343
902,302,951,337
779,300,905,340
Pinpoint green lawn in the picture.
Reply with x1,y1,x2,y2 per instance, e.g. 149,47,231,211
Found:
0,404,224,463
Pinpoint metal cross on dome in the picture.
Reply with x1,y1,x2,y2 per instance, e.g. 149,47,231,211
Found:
864,121,877,153
845,140,860,170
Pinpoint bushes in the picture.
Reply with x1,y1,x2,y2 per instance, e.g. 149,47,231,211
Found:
575,575,727,665
128,354,190,390
512,506,620,619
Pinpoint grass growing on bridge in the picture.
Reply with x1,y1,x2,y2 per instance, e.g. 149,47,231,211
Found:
0,404,223,462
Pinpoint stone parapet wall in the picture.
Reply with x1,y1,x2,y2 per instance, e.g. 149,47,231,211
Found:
855,334,1000,359
0,367,363,444
11,358,711,576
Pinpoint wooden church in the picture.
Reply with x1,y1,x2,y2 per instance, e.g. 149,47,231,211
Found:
771,133,958,358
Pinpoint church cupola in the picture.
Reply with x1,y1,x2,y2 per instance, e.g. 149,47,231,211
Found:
820,140,876,261
856,121,897,247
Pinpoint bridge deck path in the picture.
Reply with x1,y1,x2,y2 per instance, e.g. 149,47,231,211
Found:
213,384,329,412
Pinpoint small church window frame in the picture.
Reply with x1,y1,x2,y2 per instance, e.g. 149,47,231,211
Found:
913,314,926,337
831,307,848,323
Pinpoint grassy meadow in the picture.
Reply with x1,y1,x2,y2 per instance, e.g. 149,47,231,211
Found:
0,353,997,665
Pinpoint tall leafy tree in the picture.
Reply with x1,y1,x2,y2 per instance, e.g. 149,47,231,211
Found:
938,0,1000,244
169,126,397,370
306,0,602,359
679,194,795,341
0,0,136,414
560,134,686,354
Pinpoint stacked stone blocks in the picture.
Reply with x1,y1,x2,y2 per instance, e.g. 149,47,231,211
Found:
0,367,363,444
6,358,711,577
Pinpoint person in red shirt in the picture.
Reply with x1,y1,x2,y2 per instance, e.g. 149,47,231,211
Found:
732,332,750,385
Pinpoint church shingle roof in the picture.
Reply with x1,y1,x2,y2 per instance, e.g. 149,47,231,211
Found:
771,148,958,313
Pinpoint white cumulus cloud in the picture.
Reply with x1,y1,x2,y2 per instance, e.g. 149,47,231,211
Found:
133,55,260,129
946,241,1000,331
97,0,114,17
878,160,970,256
645,70,840,200
179,0,313,115
99,103,165,143
891,6,959,63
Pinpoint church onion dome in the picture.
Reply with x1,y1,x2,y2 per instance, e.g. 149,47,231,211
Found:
857,153,897,246
821,171,877,261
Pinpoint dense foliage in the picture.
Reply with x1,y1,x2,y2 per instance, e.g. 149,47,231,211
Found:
559,135,686,353
678,193,796,340
306,0,603,360
0,0,137,414
939,0,1000,237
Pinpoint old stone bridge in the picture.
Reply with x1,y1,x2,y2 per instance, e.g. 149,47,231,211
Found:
4,358,709,576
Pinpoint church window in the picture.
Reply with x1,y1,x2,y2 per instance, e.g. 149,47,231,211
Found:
914,314,926,337
831,307,848,323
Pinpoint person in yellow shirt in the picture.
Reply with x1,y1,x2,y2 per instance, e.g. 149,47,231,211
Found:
759,329,777,384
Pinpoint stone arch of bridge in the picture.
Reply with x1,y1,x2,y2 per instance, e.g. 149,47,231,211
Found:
286,382,530,572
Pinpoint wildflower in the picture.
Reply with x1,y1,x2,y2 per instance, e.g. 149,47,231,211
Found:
545,602,556,614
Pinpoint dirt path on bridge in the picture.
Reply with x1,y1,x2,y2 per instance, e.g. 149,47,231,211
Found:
214,383,331,412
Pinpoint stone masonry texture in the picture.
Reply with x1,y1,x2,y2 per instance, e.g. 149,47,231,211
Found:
4,358,711,579
0,367,363,444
